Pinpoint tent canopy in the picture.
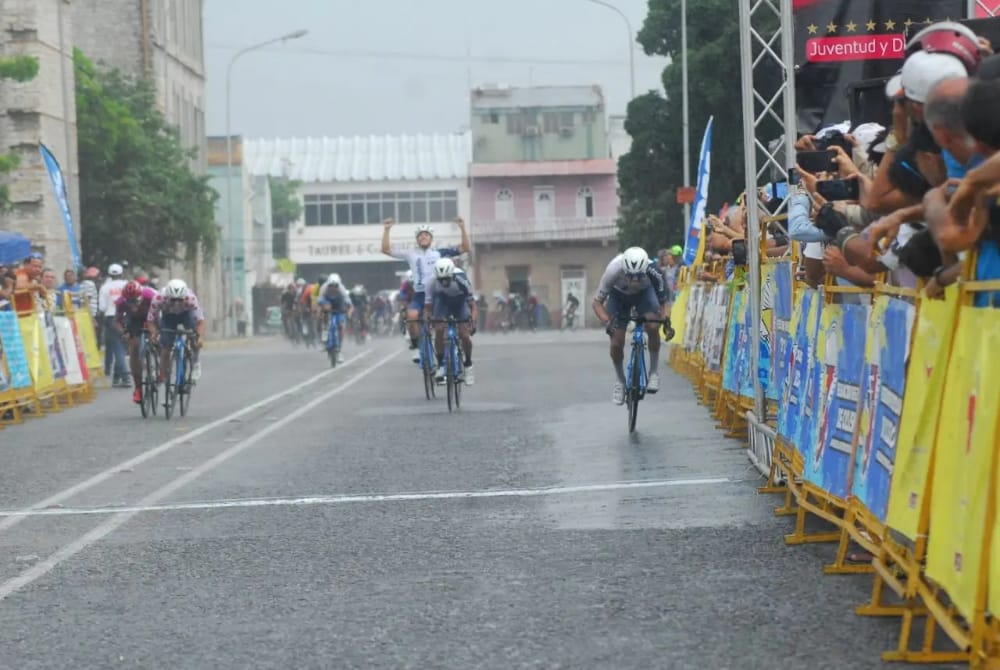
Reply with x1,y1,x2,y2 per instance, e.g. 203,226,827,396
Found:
0,231,31,266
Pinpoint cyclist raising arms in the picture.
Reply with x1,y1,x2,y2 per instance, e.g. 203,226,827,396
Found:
592,248,670,405
382,217,470,361
148,279,206,383
317,273,353,363
114,280,158,403
424,258,477,386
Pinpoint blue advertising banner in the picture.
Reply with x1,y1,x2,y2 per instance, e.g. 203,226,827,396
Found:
806,303,868,498
772,263,795,405
682,117,713,267
795,289,823,460
722,289,745,394
852,296,915,521
0,312,33,389
39,144,82,270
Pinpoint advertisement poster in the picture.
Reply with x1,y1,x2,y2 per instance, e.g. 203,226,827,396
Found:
54,316,85,385
722,290,746,394
852,297,915,521
0,312,32,390
797,290,826,465
778,289,819,451
772,262,795,410
42,310,67,381
18,312,55,393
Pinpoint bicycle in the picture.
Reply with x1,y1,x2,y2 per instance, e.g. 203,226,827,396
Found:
325,310,343,368
139,331,159,419
160,326,196,420
621,315,665,434
431,317,470,412
409,318,437,400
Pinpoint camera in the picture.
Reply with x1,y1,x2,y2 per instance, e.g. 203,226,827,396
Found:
731,239,748,266
814,203,849,239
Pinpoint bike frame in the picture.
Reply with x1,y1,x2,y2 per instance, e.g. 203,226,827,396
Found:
625,321,648,397
327,311,342,351
173,331,188,387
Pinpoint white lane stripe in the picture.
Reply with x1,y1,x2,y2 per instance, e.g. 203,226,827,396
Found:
0,349,373,535
0,478,731,518
0,348,401,602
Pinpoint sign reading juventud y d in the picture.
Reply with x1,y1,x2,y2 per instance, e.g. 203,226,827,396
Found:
289,223,462,264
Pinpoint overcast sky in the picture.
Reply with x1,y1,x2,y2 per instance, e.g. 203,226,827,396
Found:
204,0,668,139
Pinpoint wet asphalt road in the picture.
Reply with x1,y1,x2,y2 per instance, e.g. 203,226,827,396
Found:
0,332,946,669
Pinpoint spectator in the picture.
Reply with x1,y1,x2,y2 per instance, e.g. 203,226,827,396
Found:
97,263,129,386
233,297,247,337
57,268,83,307
14,253,46,312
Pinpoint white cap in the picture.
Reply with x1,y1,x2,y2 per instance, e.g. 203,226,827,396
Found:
901,51,967,103
108,263,123,276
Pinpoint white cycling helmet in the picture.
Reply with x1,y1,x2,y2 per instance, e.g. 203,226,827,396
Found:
415,224,434,238
327,273,341,287
164,278,187,299
405,270,413,281
351,284,365,294
621,247,651,274
434,258,456,280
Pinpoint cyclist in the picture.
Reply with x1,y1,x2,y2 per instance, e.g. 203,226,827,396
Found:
382,216,470,361
317,274,352,363
564,291,580,329
148,279,206,384
372,290,392,334
280,283,298,341
592,247,670,405
349,284,370,341
397,270,415,335
114,280,158,402
424,258,477,386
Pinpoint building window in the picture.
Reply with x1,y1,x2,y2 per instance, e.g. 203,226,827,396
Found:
495,188,514,220
576,186,594,218
543,111,574,133
302,190,459,226
482,112,500,124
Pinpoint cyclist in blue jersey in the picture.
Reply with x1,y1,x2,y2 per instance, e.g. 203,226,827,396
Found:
382,216,470,362
317,273,353,364
592,247,670,405
423,258,478,386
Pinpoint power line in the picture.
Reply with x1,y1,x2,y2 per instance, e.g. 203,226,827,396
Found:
206,43,630,67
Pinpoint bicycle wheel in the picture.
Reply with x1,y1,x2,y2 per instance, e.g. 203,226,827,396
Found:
163,348,176,420
140,344,153,418
179,346,193,417
420,331,436,400
453,341,463,410
146,345,159,416
627,347,642,434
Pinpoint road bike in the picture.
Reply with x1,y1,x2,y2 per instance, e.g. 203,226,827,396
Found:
432,317,470,412
161,326,196,420
410,318,437,400
139,331,159,419
325,310,343,368
623,315,664,434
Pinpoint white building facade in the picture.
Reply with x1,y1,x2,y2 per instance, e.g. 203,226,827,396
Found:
244,133,472,292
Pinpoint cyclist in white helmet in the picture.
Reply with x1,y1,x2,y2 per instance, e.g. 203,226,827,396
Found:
148,278,206,382
424,258,478,385
592,247,670,405
382,216,470,362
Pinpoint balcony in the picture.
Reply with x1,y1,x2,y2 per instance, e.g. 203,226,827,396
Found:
472,216,617,245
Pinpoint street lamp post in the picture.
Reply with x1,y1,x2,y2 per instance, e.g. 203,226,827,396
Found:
224,29,307,336
584,0,636,100
681,0,691,229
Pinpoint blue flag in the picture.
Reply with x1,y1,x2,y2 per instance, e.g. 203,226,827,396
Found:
39,144,82,269
682,116,713,266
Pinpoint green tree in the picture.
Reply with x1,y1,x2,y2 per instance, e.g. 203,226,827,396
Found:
268,176,301,260
0,55,40,208
74,49,217,267
617,0,781,251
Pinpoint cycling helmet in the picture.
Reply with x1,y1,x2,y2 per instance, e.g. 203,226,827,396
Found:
327,273,341,287
621,247,651,274
670,244,683,256
906,21,981,74
405,270,413,281
108,263,124,277
350,284,365,294
295,277,306,286
122,280,143,300
415,224,434,238
164,278,187,299
434,258,456,280
317,274,328,285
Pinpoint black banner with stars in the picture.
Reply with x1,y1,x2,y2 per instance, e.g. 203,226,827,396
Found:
793,0,964,132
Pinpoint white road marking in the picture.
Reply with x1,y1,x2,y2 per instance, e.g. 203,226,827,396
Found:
0,477,731,518
0,348,401,602
0,350,373,536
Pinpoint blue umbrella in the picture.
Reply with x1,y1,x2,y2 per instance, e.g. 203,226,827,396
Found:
0,230,31,266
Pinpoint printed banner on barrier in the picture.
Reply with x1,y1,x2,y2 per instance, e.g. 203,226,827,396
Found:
42,310,67,381
73,310,102,372
796,290,824,458
68,317,89,382
0,312,32,390
886,288,960,541
672,283,690,345
852,296,915,521
807,302,868,497
722,289,745,394
683,283,708,353
778,289,819,450
771,263,795,404
18,312,55,393
925,306,1000,620
761,265,777,401
702,284,731,373
53,316,84,385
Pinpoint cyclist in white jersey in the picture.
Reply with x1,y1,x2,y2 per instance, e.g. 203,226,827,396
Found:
592,247,670,405
381,216,470,361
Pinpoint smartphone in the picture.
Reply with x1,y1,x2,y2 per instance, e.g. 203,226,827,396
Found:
796,150,836,173
816,178,860,201
787,168,800,186
731,239,748,267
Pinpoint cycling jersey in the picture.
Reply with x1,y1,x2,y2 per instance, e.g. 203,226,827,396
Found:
397,280,415,304
388,247,460,293
115,287,158,334
147,288,204,323
318,285,353,313
350,291,369,308
595,255,668,304
280,290,297,311
425,270,474,321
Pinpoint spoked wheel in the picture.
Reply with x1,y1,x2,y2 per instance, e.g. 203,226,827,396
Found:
163,350,176,420
141,346,157,418
445,348,456,413
454,351,463,411
178,347,193,417
420,333,436,400
627,349,642,434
